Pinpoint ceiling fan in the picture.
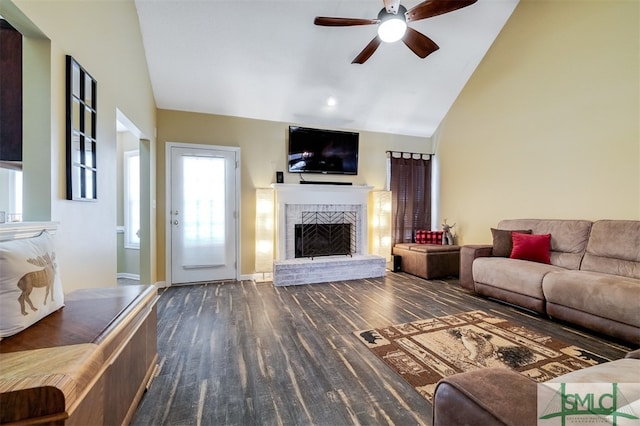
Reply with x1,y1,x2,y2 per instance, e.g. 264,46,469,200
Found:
314,0,478,64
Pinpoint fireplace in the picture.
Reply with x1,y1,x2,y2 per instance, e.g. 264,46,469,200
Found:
272,184,372,260
295,211,356,258
295,223,351,258
285,203,361,259
271,183,385,285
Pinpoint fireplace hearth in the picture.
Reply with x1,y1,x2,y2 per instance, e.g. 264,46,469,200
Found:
271,183,385,285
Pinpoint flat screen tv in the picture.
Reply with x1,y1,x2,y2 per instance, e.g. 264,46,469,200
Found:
288,126,359,175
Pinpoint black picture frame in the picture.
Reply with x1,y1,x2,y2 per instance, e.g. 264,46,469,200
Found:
65,55,97,201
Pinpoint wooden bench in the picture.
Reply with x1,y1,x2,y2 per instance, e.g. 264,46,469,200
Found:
0,284,158,425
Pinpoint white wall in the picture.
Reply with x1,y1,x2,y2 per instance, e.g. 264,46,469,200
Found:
4,0,157,291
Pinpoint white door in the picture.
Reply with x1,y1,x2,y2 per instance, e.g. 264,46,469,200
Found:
169,145,238,284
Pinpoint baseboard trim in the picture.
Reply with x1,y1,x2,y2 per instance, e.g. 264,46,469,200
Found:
251,272,273,283
117,272,140,280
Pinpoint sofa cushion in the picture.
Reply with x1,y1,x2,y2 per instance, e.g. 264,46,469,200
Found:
473,257,564,299
547,358,640,384
0,231,65,338
497,219,592,270
490,228,532,257
510,233,551,264
580,220,640,280
543,270,640,328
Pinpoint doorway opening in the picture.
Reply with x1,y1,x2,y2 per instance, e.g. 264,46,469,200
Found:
116,110,151,286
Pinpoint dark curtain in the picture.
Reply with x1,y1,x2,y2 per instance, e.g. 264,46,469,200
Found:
390,155,432,244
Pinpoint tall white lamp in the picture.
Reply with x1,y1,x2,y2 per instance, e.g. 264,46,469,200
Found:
370,190,392,262
255,188,274,274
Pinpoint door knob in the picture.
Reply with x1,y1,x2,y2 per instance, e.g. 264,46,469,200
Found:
173,220,179,225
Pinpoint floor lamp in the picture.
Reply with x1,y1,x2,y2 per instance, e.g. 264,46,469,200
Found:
370,190,392,262
255,188,274,279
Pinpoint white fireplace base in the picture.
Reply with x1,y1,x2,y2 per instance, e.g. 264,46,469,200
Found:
273,254,385,286
271,184,384,286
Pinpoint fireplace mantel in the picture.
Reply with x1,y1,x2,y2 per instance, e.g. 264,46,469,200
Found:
271,183,373,203
271,184,373,261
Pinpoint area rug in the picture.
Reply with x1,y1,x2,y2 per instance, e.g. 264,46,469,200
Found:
354,310,610,403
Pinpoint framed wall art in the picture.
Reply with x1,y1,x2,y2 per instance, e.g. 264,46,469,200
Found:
66,55,97,201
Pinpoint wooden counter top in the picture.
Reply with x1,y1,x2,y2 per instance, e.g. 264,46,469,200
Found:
0,285,159,425
0,285,155,353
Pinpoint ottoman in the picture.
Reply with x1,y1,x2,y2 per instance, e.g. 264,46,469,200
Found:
392,243,460,279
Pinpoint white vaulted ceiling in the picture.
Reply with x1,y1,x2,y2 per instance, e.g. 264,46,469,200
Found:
134,0,519,137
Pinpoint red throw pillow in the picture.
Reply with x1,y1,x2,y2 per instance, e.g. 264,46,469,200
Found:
510,233,551,264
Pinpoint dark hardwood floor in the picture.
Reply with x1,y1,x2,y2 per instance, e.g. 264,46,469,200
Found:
131,273,633,426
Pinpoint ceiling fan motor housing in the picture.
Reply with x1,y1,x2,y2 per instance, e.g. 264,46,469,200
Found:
378,4,408,21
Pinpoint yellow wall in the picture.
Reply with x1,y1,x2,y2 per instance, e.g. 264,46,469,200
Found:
6,0,156,291
156,109,431,279
436,0,639,244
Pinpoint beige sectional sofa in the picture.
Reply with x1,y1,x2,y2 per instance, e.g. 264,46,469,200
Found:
460,219,640,344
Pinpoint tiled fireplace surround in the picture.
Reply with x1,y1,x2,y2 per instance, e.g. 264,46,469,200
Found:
272,184,386,286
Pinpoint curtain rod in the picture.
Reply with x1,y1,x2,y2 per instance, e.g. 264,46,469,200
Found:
386,151,431,160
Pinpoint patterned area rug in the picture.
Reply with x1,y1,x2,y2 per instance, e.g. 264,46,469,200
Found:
355,310,609,402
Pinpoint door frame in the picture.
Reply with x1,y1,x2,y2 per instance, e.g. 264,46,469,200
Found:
165,142,241,285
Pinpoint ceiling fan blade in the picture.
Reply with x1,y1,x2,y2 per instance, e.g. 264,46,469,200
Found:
352,36,383,64
402,27,439,58
314,16,379,27
405,0,477,22
383,0,402,14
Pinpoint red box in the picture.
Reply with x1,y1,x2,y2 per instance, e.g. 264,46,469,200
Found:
415,230,443,244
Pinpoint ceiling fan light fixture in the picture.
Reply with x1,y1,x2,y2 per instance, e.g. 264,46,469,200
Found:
377,17,406,43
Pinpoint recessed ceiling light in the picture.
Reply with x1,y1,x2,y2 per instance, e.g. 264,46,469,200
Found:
326,96,337,107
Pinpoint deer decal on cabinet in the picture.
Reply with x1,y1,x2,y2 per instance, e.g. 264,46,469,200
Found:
17,252,57,316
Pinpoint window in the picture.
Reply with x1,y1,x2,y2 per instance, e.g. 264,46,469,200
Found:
124,150,140,249
181,155,226,266
1,19,23,222
0,168,22,222
388,152,432,244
